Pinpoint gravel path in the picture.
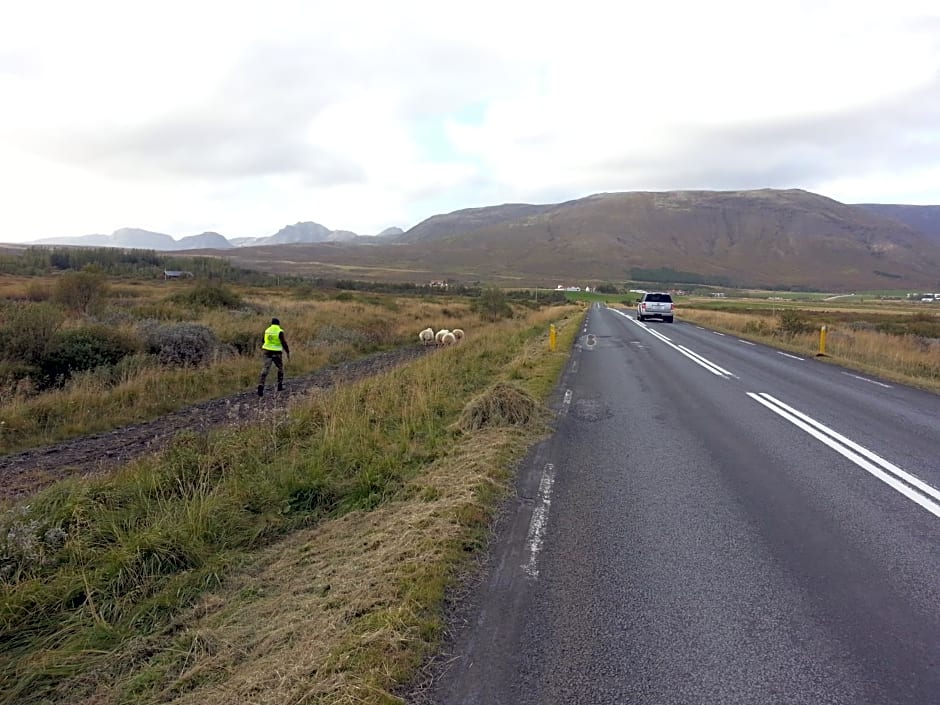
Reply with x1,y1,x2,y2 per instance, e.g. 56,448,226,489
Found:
0,346,432,501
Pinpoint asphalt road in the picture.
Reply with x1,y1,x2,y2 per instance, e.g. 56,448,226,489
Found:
427,303,940,705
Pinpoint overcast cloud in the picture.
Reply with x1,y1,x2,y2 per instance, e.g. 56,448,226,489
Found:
0,0,938,241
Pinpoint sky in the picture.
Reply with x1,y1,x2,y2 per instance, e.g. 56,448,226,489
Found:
1,0,938,242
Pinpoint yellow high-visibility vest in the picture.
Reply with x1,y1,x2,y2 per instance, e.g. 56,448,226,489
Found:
262,324,283,351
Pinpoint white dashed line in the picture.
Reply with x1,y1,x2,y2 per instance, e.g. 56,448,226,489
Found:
713,331,726,336
738,339,757,346
842,372,892,389
562,389,572,414
777,351,805,361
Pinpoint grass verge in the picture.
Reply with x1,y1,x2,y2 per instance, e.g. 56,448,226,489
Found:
0,305,583,704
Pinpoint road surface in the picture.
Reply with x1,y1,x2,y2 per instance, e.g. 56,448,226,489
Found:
427,304,940,705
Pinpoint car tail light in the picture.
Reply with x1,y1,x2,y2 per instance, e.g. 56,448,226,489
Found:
641,303,646,310
670,303,674,310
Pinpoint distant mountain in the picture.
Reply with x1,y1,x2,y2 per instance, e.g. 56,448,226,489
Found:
19,191,940,290
855,204,940,245
377,226,405,237
34,228,177,250
174,231,233,250
34,233,112,247
25,221,388,250
251,221,332,246
398,204,553,242
110,228,177,249
220,189,940,291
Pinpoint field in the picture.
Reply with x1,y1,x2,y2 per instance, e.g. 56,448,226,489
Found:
0,260,583,704
679,295,940,392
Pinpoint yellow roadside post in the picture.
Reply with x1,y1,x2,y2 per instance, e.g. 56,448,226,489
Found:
817,325,828,356
549,324,557,351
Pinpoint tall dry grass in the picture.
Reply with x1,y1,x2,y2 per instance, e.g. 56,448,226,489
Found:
0,289,485,453
680,308,940,391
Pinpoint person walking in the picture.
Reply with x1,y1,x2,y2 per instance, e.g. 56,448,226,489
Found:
257,317,290,397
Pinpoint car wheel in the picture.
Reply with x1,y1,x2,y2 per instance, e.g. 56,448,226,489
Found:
665,316,674,323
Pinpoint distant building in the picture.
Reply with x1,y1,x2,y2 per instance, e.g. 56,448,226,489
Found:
163,270,193,279
429,279,448,288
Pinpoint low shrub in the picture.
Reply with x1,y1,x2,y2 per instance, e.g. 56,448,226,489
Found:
171,281,244,310
25,281,51,302
144,323,218,366
37,325,141,388
777,309,812,336
311,325,369,349
222,330,260,356
51,270,109,314
474,287,513,321
0,301,66,366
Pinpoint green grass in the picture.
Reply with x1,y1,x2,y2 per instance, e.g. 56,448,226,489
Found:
0,305,583,705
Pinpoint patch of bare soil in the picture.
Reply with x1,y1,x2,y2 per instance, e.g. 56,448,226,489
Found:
0,346,432,502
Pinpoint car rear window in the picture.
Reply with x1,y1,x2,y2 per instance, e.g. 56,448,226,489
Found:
645,293,672,303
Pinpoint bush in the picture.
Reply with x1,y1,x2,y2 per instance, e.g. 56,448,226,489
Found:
51,270,109,314
171,281,244,310
778,310,812,336
37,325,140,388
0,301,66,366
145,323,218,366
475,287,513,321
311,325,369,349
222,330,260,356
25,281,51,302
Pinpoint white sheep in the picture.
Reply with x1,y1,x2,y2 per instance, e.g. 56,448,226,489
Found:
419,327,435,345
441,331,457,345
435,329,450,345
452,328,465,342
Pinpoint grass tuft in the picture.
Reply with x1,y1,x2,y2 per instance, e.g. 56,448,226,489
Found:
455,382,541,432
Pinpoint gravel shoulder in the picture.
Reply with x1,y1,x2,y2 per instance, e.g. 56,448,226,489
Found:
0,346,431,502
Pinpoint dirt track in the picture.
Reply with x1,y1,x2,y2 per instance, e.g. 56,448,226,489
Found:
0,346,432,501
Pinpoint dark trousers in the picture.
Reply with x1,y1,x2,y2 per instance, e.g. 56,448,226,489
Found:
258,351,284,387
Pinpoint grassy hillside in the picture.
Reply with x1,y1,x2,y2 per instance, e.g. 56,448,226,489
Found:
213,190,940,291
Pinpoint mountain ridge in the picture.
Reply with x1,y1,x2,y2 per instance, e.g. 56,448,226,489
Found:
216,189,940,291
27,222,402,250
12,189,940,290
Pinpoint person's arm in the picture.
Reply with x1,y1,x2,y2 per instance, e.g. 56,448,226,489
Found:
280,331,290,357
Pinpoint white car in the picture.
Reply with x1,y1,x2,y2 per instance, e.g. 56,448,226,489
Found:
637,292,675,322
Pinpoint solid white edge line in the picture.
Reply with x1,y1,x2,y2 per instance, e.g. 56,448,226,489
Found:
842,372,892,389
777,351,805,361
758,393,940,504
738,339,757,346
748,394,940,519
523,463,557,578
